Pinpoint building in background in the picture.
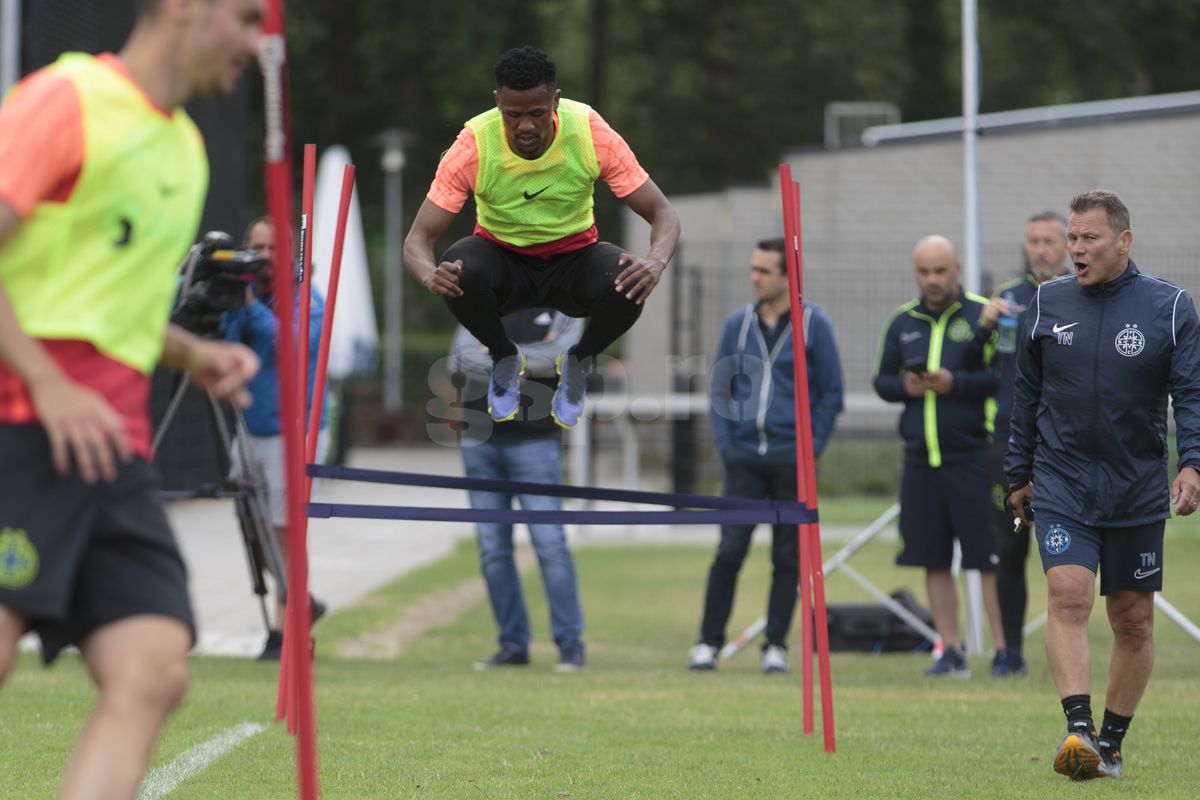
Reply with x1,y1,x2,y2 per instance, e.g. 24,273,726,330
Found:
620,91,1200,491
624,91,1200,407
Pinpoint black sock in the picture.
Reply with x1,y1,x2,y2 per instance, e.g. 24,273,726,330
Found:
1099,709,1132,752
563,346,592,369
490,343,518,362
1061,694,1094,733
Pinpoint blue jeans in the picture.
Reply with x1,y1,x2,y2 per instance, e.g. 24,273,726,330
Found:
460,437,584,651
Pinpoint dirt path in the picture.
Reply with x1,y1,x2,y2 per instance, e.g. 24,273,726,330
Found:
335,548,537,659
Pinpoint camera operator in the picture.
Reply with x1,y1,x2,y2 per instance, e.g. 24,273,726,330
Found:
222,216,329,661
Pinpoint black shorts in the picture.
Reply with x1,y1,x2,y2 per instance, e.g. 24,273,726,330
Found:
441,235,625,317
1035,510,1165,595
0,425,194,663
898,458,998,570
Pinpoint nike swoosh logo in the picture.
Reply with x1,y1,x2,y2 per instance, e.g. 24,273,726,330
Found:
1052,322,1079,333
115,217,132,248
1133,567,1160,580
523,186,549,200
900,331,922,343
160,183,183,197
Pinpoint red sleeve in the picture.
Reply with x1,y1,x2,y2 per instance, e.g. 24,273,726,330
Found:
0,69,84,217
589,110,649,199
426,128,478,213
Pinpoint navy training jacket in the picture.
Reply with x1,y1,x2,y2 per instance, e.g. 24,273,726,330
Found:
1004,262,1200,526
873,290,998,467
709,302,844,460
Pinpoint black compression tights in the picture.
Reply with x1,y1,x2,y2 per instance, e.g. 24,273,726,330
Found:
442,237,643,361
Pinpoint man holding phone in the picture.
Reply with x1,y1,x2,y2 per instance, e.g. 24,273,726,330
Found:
873,235,1006,677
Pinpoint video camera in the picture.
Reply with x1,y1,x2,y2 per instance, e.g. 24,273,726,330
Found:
171,231,268,337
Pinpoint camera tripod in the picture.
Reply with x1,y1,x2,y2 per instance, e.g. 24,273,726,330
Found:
152,374,290,634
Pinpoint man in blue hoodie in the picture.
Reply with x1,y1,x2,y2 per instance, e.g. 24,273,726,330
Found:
689,238,843,674
1006,190,1200,781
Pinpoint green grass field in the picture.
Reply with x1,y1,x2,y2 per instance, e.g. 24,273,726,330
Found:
3,512,1200,798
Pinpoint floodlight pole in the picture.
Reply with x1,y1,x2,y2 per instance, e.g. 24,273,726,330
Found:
960,0,988,658
1,0,20,94
380,129,409,411
961,0,982,294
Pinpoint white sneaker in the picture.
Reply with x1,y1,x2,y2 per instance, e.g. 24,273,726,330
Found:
761,644,789,674
688,643,717,671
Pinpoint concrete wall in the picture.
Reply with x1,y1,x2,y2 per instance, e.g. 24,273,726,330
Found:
623,110,1200,416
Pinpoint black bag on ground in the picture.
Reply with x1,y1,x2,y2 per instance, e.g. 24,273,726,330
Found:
811,588,934,653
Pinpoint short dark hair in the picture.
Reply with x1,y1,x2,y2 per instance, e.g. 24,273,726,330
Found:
243,215,273,245
137,0,165,15
1027,210,1067,231
494,46,556,91
1069,190,1130,233
755,237,787,273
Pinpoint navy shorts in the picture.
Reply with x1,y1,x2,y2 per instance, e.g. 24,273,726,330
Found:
1035,510,1164,595
898,458,998,570
0,425,195,662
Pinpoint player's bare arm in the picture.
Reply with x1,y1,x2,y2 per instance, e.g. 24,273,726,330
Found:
404,199,464,297
0,201,131,483
161,324,259,408
614,178,680,304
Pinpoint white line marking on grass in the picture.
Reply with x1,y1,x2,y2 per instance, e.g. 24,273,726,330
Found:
137,721,266,800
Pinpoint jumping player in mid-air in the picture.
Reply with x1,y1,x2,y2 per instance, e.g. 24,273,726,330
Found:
404,45,679,428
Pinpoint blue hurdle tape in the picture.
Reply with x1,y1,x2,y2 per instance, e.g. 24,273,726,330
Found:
305,464,818,526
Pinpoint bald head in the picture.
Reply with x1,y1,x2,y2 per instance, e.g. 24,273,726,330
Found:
912,234,961,313
913,235,957,263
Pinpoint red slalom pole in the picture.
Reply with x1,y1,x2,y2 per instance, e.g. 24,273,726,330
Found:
791,178,836,753
299,143,316,442
305,164,355,502
261,2,320,797
282,143,316,732
779,169,814,736
779,165,836,753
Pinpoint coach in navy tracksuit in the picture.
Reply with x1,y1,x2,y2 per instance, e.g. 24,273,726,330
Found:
689,237,844,675
1005,191,1200,781
874,235,1006,678
977,210,1071,678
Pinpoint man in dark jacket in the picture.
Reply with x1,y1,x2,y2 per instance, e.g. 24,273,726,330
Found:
874,235,1006,678
978,210,1071,677
689,237,844,674
1005,190,1200,781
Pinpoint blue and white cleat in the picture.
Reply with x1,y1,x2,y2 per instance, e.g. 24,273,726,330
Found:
488,353,526,422
551,351,591,428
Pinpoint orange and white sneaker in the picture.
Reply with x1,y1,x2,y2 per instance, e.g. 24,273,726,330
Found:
1098,742,1123,779
1054,727,1104,780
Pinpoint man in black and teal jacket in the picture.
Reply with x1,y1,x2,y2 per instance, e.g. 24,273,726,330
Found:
976,210,1071,678
873,234,1005,678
